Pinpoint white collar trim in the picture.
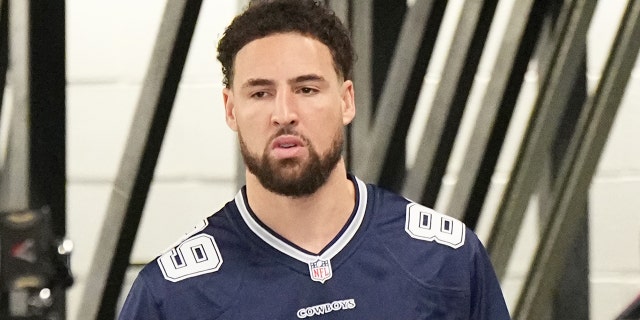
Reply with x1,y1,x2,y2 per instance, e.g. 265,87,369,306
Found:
234,177,368,264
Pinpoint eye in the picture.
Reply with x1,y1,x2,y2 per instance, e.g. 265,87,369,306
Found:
251,91,269,99
298,87,318,95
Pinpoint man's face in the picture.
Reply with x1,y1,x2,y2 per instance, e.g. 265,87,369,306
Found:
222,33,355,197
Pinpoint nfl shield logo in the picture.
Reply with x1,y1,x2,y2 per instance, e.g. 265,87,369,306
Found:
308,259,332,283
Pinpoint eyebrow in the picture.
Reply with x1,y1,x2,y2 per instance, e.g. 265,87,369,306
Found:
241,78,274,89
240,74,327,89
288,74,326,85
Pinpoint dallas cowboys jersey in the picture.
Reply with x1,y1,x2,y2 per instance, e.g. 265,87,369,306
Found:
119,176,510,319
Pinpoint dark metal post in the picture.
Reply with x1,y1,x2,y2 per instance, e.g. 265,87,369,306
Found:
372,0,407,191
357,0,445,184
515,0,640,316
542,45,590,320
401,0,499,205
0,0,67,318
0,0,7,121
442,0,549,226
348,0,373,171
486,0,596,279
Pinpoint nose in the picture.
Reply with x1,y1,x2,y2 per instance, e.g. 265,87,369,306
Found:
271,89,298,127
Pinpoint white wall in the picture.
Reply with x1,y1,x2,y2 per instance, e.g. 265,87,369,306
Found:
66,1,238,318
587,4,640,317
63,1,639,319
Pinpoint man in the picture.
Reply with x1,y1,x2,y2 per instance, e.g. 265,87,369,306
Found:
119,0,511,319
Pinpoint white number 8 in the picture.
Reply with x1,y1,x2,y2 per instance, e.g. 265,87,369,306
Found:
158,233,223,282
405,203,465,249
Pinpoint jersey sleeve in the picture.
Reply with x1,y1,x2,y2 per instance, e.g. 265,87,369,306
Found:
469,234,512,320
118,272,164,320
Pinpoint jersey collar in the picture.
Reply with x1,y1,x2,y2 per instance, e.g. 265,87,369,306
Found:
234,175,368,264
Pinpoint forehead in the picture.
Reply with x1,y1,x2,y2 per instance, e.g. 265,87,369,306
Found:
232,33,338,86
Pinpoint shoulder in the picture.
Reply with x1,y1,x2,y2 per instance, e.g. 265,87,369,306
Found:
366,185,469,249
364,185,487,276
121,212,241,319
143,201,240,284
156,218,225,283
403,202,468,249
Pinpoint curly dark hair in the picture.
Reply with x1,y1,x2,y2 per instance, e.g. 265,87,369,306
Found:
217,0,353,88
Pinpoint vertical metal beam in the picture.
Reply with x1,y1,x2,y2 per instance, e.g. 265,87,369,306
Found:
0,2,31,314
0,0,30,212
0,0,66,226
26,2,67,318
77,2,202,319
546,56,590,320
401,0,499,206
373,0,408,191
442,0,548,226
0,0,7,123
27,0,66,238
348,0,373,171
551,204,590,319
357,0,445,183
0,1,67,318
486,0,596,279
515,0,640,316
370,0,406,112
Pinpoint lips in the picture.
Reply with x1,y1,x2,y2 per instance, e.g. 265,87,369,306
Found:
271,135,305,158
272,135,302,148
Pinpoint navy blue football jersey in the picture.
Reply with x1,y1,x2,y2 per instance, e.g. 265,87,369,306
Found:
119,176,510,319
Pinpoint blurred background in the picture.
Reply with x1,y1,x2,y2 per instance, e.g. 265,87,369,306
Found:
0,0,638,319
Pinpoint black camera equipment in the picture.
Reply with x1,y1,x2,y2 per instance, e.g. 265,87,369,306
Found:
0,207,73,320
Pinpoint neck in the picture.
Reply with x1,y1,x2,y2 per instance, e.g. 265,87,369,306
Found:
244,160,356,254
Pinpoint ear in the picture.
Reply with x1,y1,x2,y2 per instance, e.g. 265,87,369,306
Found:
223,87,238,132
340,80,356,125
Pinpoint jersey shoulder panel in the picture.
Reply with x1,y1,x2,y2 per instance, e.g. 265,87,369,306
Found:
156,224,224,282
154,200,243,283
367,185,469,249
366,185,481,290
121,201,246,319
404,202,466,249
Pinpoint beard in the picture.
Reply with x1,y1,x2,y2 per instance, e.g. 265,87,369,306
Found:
239,126,343,197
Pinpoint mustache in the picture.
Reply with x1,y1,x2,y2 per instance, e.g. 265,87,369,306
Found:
274,126,298,137
270,126,309,145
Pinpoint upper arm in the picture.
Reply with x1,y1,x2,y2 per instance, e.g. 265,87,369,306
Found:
469,235,511,320
118,273,164,320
